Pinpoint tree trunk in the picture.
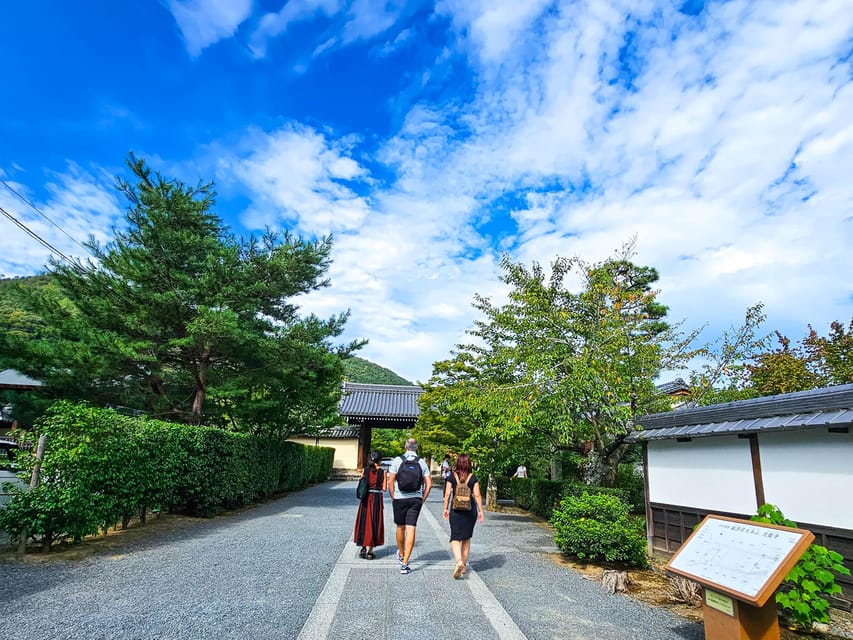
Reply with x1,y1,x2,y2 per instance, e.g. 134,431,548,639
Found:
582,440,627,486
486,473,498,511
549,446,563,481
191,355,209,420
602,570,630,593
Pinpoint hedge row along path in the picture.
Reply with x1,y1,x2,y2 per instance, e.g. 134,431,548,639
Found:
0,480,704,639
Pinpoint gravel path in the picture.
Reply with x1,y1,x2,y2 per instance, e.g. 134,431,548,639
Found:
0,480,705,639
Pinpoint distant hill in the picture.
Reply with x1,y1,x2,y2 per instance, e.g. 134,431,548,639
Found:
343,356,412,385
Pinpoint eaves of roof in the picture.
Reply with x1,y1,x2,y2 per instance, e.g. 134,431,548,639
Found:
626,408,853,442
626,383,853,442
338,382,423,420
0,369,44,389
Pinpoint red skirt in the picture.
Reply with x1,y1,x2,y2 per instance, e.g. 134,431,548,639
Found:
354,491,384,547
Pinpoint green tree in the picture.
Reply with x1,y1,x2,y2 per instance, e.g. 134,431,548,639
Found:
0,156,362,434
804,318,853,385
414,351,521,471
691,313,853,404
420,243,696,486
689,303,770,405
747,332,822,396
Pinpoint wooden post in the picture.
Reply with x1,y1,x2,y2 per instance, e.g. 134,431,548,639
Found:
702,589,780,640
666,515,814,640
17,434,46,556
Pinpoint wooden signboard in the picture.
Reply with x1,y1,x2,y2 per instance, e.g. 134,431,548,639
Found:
665,515,814,640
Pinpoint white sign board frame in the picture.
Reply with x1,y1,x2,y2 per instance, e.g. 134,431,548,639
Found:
665,514,814,606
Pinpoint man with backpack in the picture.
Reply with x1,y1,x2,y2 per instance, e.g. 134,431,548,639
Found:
388,438,432,575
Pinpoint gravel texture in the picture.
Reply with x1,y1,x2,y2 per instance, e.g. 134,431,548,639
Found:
0,480,708,639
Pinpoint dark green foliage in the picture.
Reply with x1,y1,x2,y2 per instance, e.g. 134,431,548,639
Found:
484,475,512,500
752,504,851,629
369,428,409,458
616,464,646,513
0,402,333,546
343,357,411,385
508,477,631,520
510,478,564,518
0,158,362,434
551,492,648,567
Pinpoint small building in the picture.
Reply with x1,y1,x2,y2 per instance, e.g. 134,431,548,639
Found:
338,382,423,469
290,382,423,473
627,383,853,605
654,377,691,408
288,427,361,471
0,368,44,435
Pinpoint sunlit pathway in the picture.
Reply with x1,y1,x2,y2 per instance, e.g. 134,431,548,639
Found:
0,481,703,640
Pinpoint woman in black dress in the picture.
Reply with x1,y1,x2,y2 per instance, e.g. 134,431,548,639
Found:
354,451,387,559
442,453,484,579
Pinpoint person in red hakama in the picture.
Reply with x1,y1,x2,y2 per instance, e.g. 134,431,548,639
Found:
354,450,386,559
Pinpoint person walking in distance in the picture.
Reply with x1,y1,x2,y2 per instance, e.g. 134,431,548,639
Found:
440,453,452,481
354,451,387,560
443,453,484,579
388,438,432,574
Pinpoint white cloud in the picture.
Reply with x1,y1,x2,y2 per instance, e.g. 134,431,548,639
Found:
437,0,554,63
355,0,853,379
167,0,253,57
340,0,408,45
250,0,411,60
218,124,372,235
250,0,343,58
0,166,122,278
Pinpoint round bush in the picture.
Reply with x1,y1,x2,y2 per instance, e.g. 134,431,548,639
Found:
551,492,648,568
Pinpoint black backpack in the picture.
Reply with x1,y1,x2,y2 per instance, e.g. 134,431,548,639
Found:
396,456,423,493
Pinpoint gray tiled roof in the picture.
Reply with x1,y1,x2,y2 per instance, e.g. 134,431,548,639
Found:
0,369,43,388
338,382,423,421
627,383,853,442
655,377,690,395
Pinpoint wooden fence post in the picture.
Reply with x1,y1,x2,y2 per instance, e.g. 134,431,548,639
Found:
17,434,46,557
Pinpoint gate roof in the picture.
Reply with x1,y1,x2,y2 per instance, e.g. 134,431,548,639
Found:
338,382,423,427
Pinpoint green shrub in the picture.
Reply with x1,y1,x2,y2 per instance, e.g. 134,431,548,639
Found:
0,401,334,547
752,504,851,630
561,482,631,505
509,478,631,520
510,478,564,518
616,464,645,513
551,492,648,568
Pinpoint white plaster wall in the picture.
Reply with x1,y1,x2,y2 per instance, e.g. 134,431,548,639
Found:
759,429,853,530
288,437,358,469
647,436,757,514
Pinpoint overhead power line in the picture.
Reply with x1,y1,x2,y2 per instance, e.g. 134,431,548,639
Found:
0,204,76,266
0,202,140,309
0,177,90,253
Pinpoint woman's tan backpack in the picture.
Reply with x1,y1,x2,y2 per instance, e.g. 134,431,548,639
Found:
451,473,472,511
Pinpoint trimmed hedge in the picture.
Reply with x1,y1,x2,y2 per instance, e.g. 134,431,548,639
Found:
482,475,512,500
509,478,632,519
0,402,333,547
552,492,648,567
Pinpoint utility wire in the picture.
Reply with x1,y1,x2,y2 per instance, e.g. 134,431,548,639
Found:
0,202,139,312
0,204,76,266
0,178,90,253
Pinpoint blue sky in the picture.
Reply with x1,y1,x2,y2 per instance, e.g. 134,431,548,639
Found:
1,1,851,384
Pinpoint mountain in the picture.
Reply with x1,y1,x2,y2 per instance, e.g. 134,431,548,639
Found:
342,356,412,386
